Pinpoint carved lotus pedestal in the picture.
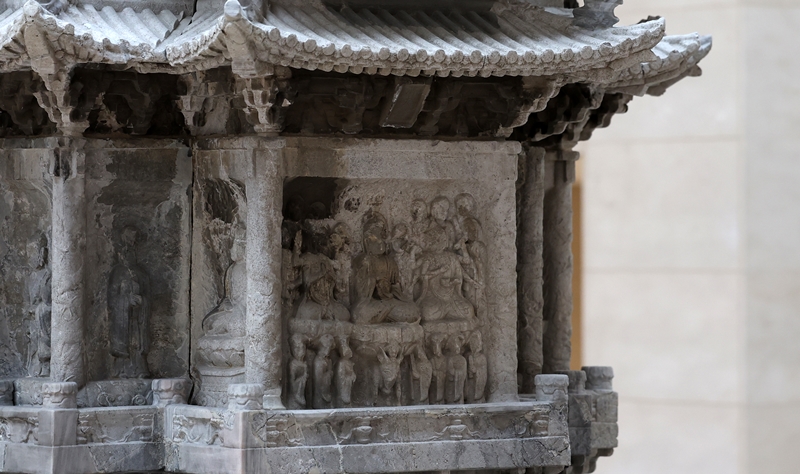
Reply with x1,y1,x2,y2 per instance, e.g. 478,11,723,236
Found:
195,335,246,407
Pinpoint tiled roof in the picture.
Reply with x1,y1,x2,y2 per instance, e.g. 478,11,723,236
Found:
0,0,709,86
164,1,667,77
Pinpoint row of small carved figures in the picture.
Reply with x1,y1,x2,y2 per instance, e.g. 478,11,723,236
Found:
287,330,486,410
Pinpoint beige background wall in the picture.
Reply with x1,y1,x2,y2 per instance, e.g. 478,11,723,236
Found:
578,1,800,472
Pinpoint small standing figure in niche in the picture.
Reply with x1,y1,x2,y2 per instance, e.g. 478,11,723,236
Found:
351,211,420,325
428,334,447,404
391,223,419,301
329,223,352,307
408,343,432,405
312,334,335,409
445,336,467,405
334,336,357,407
108,226,151,378
375,340,404,405
293,231,350,322
288,334,308,409
465,332,487,404
25,233,51,377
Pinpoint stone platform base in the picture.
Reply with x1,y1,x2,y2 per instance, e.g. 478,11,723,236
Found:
169,438,568,474
0,400,570,474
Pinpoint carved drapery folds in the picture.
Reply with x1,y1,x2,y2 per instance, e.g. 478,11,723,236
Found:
282,194,489,409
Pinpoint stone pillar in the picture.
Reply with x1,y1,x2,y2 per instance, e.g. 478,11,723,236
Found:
245,142,285,408
50,140,86,387
518,147,546,393
542,149,578,374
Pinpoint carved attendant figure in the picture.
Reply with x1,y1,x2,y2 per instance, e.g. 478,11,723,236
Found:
454,194,488,320
351,211,419,325
415,222,476,323
294,231,350,322
330,223,352,307
312,335,335,409
428,334,447,404
465,332,487,404
108,226,151,378
409,343,432,405
391,223,419,301
334,337,357,407
409,199,430,247
288,335,308,409
25,233,51,377
445,336,467,405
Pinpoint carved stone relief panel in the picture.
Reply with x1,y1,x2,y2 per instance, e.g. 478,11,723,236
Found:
0,142,53,380
279,138,519,408
84,140,192,386
190,149,252,407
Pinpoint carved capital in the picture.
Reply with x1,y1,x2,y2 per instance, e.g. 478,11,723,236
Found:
152,378,191,406
178,70,237,136
235,74,291,135
583,366,614,392
555,370,587,394
42,381,78,409
227,383,264,411
534,374,569,402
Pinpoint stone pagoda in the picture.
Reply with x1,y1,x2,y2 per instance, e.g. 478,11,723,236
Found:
0,0,710,471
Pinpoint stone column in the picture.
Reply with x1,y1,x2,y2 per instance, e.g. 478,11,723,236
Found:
518,147,546,393
542,149,578,374
245,142,285,408
50,140,86,387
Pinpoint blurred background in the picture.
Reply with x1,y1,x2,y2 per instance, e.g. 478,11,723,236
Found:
571,1,800,473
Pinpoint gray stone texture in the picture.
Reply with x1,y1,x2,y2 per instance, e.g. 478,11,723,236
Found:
0,0,709,471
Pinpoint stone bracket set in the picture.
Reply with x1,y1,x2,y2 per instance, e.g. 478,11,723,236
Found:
3,63,629,147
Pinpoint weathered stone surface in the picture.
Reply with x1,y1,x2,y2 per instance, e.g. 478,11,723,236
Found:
84,139,192,383
0,0,708,472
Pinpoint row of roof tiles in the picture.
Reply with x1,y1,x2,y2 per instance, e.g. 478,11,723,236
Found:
0,0,710,92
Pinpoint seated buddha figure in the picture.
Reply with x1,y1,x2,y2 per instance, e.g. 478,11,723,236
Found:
202,228,246,338
351,211,420,325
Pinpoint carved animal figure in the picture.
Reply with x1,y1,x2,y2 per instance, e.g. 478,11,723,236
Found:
375,340,404,405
